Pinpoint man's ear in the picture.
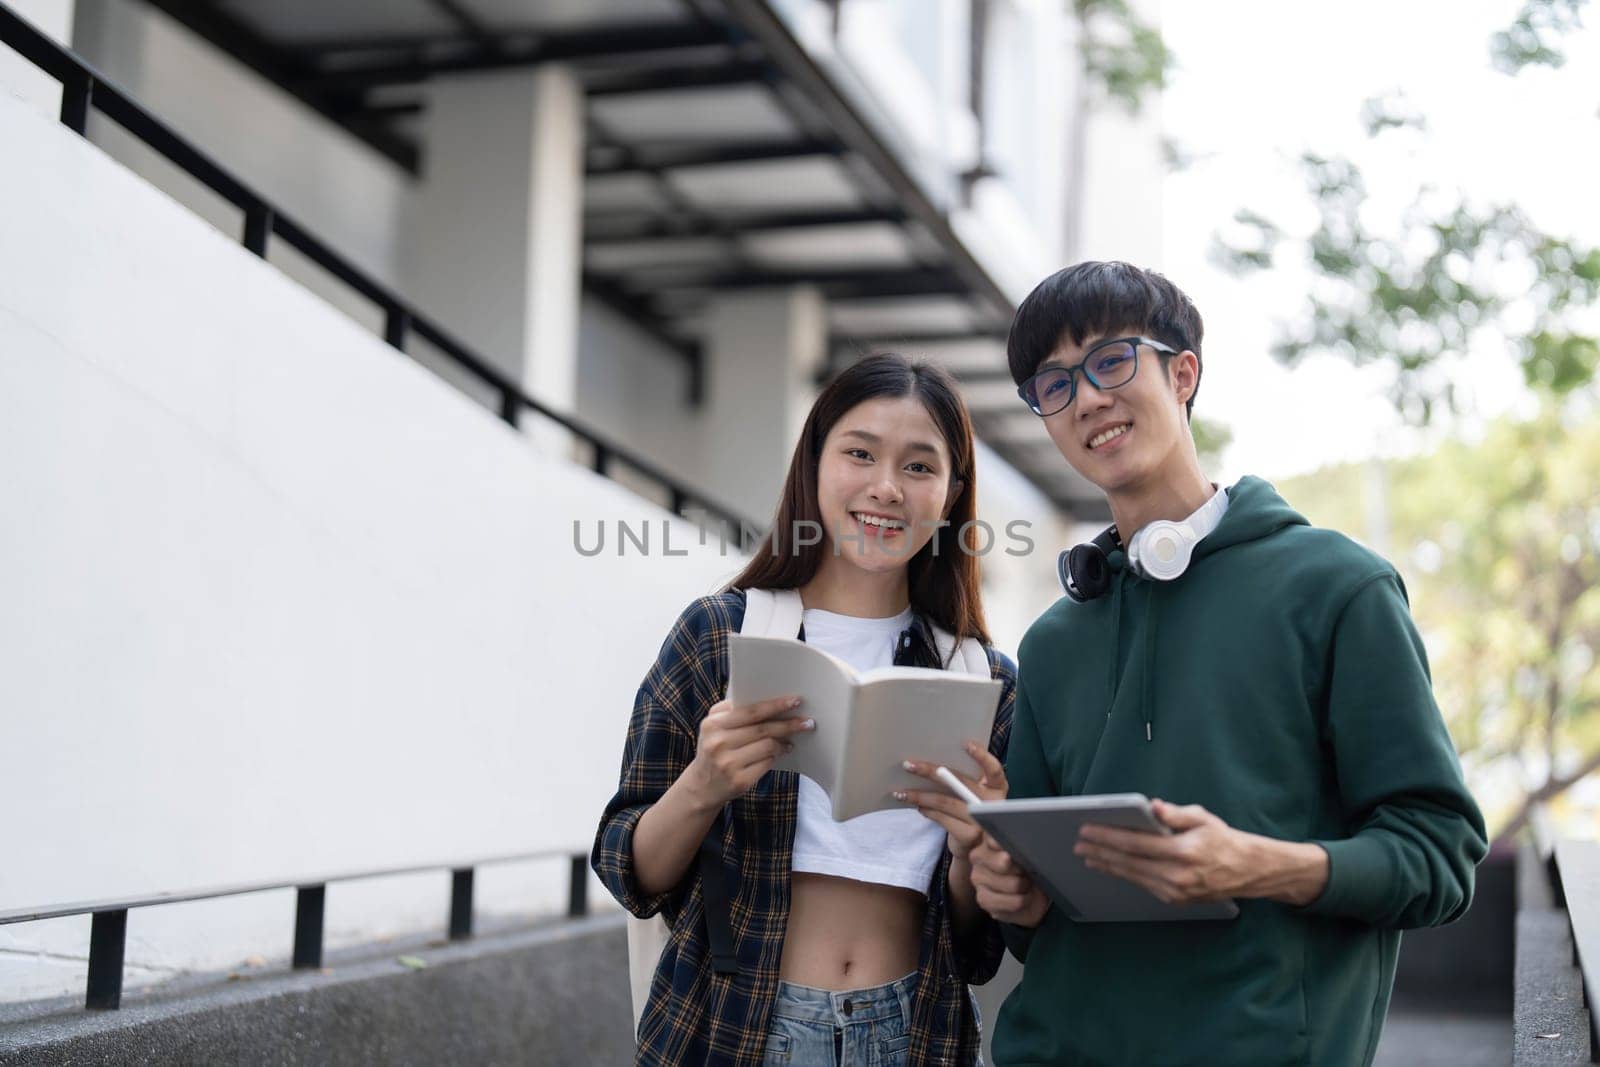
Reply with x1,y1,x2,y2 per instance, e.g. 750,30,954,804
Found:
1171,350,1200,407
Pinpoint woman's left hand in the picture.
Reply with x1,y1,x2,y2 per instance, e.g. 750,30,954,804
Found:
896,740,1007,861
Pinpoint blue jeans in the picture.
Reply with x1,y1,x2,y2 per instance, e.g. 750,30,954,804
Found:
761,972,917,1066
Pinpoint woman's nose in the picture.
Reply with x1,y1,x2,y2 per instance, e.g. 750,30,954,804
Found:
870,476,904,503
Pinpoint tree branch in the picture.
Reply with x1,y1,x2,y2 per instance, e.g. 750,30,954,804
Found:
1493,743,1600,845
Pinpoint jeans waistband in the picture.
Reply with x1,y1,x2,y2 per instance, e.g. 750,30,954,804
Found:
770,971,917,1027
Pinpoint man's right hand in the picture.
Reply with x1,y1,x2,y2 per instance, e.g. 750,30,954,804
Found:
685,695,815,810
970,835,1051,927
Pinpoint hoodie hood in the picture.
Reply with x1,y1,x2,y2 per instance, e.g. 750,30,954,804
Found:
1098,476,1309,742
1198,475,1309,557
1104,475,1308,575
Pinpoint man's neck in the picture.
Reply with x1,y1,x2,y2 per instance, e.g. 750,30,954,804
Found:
1107,459,1217,544
799,557,911,619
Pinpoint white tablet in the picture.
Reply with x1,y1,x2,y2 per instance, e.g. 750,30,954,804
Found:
967,793,1239,923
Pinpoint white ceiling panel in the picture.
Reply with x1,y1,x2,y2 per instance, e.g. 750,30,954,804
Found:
583,173,672,214
669,156,861,213
956,379,1025,412
829,297,979,336
463,0,687,31
219,0,454,42
584,237,733,272
739,222,913,269
591,86,798,143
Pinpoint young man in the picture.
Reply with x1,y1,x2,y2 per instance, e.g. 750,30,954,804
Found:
971,262,1486,1065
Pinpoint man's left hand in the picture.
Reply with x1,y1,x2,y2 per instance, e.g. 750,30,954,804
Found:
1074,799,1329,906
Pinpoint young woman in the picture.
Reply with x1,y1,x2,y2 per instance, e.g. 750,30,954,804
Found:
592,353,1016,1066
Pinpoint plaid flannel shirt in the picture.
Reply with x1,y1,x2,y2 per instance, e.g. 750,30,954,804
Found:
592,589,1017,1066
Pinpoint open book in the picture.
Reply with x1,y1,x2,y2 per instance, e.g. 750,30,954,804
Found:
727,634,1002,821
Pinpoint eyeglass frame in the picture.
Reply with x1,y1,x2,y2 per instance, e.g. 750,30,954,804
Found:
1016,335,1179,417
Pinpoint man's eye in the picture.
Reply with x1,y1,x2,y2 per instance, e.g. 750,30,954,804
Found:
1095,354,1130,371
1043,378,1068,396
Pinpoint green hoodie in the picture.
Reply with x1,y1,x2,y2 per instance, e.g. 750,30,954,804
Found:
992,476,1487,1067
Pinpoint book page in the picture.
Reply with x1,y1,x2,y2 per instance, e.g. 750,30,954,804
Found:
832,673,1002,820
727,635,853,796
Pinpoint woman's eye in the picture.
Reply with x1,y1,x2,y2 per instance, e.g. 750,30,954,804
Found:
846,448,872,461
905,462,934,474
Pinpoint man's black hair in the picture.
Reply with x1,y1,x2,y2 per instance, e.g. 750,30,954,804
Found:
1006,261,1204,418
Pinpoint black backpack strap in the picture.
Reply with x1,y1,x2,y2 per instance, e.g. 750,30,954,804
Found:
698,811,739,974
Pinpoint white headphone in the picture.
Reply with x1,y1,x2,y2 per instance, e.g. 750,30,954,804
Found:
1125,488,1229,582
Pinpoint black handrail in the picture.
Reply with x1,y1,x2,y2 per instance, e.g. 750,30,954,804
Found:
0,1,756,539
0,850,592,1011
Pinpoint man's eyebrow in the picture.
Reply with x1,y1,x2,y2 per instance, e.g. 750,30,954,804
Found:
1039,335,1118,370
838,429,942,456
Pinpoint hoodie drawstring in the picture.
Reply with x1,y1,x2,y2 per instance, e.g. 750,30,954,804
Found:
1106,571,1124,715
1141,582,1158,742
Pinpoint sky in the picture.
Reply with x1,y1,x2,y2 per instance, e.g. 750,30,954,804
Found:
1158,0,1600,482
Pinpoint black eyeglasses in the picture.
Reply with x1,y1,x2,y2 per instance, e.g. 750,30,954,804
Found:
1016,336,1177,417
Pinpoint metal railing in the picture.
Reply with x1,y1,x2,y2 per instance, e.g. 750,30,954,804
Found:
0,1,755,539
0,851,590,1011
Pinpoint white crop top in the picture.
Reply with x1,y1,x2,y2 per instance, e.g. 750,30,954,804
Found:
789,606,949,895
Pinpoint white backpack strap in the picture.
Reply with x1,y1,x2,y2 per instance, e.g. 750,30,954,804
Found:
740,587,803,638
956,635,990,677
930,624,992,677
627,915,669,1034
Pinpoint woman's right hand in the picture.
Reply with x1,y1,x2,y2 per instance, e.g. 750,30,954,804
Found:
970,837,1051,927
684,695,815,809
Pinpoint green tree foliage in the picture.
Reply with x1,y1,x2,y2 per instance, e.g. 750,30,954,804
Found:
1073,0,1174,115
1190,413,1232,469
1279,403,1600,841
1490,0,1589,72
1212,146,1600,424
1225,11,1600,836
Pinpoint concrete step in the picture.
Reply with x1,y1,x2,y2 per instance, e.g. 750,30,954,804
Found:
0,914,633,1066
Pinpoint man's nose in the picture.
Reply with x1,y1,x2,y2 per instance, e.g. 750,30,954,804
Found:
1075,377,1114,416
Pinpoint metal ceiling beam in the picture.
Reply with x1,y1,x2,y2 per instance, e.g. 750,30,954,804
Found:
292,23,730,91
586,138,842,176
584,60,768,97
584,208,906,244
829,329,1007,347
616,266,969,301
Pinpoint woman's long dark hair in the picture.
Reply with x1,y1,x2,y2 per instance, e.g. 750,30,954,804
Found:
726,353,991,647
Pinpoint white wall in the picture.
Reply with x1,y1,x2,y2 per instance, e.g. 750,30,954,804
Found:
0,91,744,1002
576,297,707,493
71,0,411,291
0,0,73,117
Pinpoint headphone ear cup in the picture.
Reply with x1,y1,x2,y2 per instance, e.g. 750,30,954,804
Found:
1060,542,1112,602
